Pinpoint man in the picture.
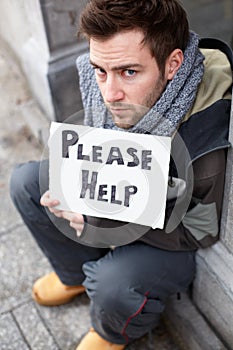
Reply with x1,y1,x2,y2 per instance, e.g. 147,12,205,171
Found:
10,0,233,349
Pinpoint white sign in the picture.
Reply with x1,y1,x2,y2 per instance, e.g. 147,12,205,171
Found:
49,122,171,229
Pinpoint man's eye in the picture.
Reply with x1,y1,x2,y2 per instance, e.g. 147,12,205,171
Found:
124,69,136,77
95,68,106,76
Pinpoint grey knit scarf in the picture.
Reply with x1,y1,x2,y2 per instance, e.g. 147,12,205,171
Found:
76,31,204,137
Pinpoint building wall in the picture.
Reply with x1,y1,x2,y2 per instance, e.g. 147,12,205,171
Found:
182,2,233,348
182,0,233,46
193,100,233,348
40,0,88,122
0,0,54,119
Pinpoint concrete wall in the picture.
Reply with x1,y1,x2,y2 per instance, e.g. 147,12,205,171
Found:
194,244,233,347
0,0,54,119
40,0,88,122
177,2,233,348
165,96,233,350
192,98,233,349
0,0,89,122
182,0,233,46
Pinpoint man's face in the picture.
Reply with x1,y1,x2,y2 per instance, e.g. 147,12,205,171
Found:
89,30,167,129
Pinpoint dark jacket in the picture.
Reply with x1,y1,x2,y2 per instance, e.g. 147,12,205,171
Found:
79,39,233,251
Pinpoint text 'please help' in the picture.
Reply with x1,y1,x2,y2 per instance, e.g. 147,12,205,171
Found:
49,122,171,229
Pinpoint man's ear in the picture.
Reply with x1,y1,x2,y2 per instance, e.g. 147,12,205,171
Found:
165,49,184,81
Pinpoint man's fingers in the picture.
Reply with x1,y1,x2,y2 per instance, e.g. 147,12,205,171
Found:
62,211,84,224
40,190,60,207
40,194,84,235
69,221,84,236
49,207,64,217
65,212,84,236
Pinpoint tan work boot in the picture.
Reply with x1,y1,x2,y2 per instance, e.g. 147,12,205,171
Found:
76,328,126,350
32,272,85,306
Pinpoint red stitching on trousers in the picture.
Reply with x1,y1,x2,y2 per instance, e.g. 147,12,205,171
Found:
121,291,149,343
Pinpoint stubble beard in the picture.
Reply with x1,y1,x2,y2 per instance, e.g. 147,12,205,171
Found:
111,74,166,129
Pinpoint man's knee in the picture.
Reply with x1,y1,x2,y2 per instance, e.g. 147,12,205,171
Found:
9,160,47,214
83,258,144,316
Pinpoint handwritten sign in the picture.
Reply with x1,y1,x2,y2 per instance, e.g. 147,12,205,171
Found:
49,122,171,229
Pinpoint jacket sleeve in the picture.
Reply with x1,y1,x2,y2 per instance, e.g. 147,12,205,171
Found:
180,149,227,248
79,149,226,250
142,149,227,250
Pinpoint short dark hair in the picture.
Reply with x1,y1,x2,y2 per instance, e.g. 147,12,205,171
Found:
78,0,189,74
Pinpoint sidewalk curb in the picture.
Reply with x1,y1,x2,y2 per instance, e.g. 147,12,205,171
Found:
164,293,227,350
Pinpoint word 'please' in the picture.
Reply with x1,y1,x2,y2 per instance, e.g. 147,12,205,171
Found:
62,130,152,170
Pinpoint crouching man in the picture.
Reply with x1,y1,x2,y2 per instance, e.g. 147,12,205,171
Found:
10,0,233,349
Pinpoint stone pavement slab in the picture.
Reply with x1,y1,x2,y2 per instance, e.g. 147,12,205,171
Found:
0,106,43,234
13,303,59,350
0,313,29,350
0,38,43,234
36,295,91,350
0,226,50,314
127,323,181,350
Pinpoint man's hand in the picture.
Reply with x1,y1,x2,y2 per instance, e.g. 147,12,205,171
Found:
40,191,84,237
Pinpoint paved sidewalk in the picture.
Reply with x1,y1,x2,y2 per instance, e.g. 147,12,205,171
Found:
0,38,181,350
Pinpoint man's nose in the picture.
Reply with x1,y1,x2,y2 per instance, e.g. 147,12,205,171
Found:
104,76,124,103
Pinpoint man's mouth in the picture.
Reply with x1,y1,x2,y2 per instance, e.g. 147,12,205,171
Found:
110,107,128,112
109,107,130,116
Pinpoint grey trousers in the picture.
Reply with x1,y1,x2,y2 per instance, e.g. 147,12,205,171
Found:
10,161,196,344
